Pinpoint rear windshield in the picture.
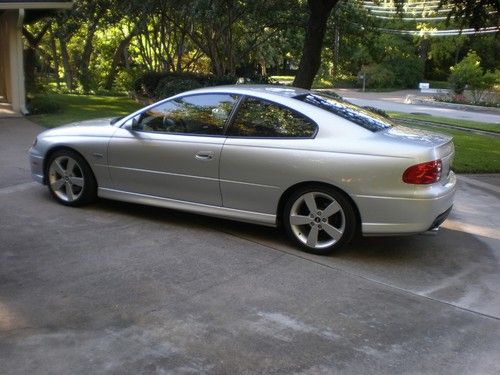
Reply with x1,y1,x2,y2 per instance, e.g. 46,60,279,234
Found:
295,93,393,132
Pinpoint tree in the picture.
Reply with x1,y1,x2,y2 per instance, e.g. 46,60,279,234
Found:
293,0,500,89
293,0,339,89
449,51,499,103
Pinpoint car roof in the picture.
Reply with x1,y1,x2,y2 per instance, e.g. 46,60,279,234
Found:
184,84,311,99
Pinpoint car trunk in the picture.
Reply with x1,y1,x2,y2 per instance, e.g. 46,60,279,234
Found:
381,125,454,185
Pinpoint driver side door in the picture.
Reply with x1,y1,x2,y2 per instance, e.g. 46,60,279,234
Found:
107,93,239,206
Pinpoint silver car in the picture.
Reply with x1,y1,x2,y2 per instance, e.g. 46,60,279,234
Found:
29,85,456,254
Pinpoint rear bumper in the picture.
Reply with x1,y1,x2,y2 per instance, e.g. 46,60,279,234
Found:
356,172,456,235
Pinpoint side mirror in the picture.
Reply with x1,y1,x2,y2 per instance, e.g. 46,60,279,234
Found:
123,117,142,131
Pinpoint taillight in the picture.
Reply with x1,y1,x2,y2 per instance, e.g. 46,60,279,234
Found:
403,160,442,185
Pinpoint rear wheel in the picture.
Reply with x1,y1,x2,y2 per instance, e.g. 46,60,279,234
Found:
283,186,357,255
46,150,97,206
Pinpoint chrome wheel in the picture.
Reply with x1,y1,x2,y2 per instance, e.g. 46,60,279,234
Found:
48,155,84,202
289,191,346,250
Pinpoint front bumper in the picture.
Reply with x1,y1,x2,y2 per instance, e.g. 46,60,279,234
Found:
29,148,45,184
356,172,457,235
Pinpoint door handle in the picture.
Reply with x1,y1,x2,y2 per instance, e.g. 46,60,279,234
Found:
195,151,214,161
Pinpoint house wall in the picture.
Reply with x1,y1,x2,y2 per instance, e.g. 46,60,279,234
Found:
0,9,26,113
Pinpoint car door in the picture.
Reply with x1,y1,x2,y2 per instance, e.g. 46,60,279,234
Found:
108,93,239,206
220,96,318,214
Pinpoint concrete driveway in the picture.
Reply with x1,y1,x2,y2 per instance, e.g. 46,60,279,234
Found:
1,118,499,374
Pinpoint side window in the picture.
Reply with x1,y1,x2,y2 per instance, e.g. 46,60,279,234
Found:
134,94,239,135
227,97,316,138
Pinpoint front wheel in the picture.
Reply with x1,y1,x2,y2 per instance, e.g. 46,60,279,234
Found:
283,186,357,255
46,149,97,206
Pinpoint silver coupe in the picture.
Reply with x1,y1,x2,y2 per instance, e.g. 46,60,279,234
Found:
29,85,456,254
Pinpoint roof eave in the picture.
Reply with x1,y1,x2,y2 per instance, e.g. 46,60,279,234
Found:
0,2,73,10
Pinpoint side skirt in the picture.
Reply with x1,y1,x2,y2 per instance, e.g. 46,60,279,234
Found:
98,187,277,227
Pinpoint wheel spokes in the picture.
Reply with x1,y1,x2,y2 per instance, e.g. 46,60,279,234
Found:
307,225,319,247
51,178,65,191
65,182,76,201
66,158,76,175
290,214,311,225
322,223,343,241
70,177,84,187
53,160,65,176
322,201,341,218
289,191,346,249
304,193,318,214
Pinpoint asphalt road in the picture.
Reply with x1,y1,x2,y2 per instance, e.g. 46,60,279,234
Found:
345,97,500,124
1,118,499,374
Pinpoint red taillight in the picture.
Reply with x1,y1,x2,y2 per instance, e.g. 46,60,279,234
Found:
403,160,442,185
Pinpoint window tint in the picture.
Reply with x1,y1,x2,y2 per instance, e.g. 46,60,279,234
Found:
227,97,316,138
295,93,393,132
135,94,239,135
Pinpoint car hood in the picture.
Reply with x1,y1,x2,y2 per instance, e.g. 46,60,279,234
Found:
57,117,115,129
40,118,117,138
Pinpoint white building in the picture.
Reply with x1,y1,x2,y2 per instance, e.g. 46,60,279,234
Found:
0,1,72,114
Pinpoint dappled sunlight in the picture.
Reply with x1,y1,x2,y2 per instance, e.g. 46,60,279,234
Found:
0,302,26,331
443,219,500,241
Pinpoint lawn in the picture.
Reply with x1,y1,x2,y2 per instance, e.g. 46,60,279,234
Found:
392,120,500,173
28,93,142,127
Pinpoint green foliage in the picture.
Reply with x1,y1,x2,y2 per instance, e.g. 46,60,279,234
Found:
387,56,424,88
22,0,500,95
449,51,499,103
449,51,484,95
26,96,62,115
363,64,396,89
155,78,203,99
363,106,389,118
134,72,237,99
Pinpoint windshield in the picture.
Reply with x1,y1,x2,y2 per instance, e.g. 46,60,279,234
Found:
295,93,393,132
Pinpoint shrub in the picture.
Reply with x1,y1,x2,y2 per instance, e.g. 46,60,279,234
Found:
155,78,203,99
362,106,389,118
387,56,424,88
364,64,396,89
134,72,237,99
449,51,484,95
449,52,499,103
26,96,61,115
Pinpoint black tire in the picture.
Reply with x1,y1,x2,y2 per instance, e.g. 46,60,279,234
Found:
283,185,357,255
46,149,97,206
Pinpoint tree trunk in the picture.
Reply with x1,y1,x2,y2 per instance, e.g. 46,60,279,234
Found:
22,22,52,93
79,20,99,93
59,37,74,91
49,24,61,89
104,30,137,90
293,0,339,89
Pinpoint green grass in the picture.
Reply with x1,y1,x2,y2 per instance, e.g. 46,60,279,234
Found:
388,112,500,133
270,75,294,82
28,93,142,128
395,121,500,173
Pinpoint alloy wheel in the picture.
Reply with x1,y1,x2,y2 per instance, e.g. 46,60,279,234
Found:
48,155,85,202
289,191,346,249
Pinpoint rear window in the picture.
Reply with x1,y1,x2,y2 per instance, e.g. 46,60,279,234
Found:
295,93,393,132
